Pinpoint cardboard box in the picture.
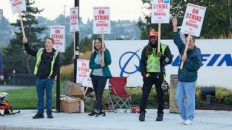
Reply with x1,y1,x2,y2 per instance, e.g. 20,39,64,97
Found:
60,96,80,113
69,83,85,98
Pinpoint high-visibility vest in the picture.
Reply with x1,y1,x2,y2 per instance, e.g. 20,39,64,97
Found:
34,48,58,76
146,45,167,72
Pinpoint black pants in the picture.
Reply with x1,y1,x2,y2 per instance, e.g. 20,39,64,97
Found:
91,75,107,111
139,74,164,114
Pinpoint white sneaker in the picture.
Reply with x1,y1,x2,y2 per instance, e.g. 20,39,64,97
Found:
178,119,186,124
184,120,193,125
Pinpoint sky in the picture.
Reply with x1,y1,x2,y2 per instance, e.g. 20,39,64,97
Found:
0,0,144,23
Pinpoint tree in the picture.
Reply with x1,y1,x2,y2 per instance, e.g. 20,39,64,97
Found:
3,0,45,74
139,0,232,39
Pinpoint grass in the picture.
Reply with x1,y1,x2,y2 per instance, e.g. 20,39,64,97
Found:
3,82,65,109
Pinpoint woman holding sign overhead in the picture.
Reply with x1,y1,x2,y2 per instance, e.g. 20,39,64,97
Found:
172,17,202,125
88,37,112,117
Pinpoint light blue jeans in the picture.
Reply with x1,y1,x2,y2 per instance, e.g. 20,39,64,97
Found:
176,81,196,121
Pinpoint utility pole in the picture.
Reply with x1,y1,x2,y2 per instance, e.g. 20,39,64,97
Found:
74,0,79,82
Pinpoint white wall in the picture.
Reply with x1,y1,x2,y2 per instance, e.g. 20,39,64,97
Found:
105,39,232,88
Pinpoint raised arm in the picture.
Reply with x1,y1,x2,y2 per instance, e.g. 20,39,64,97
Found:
172,17,185,54
22,37,38,56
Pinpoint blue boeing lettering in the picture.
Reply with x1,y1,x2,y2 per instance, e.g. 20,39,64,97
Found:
172,54,232,67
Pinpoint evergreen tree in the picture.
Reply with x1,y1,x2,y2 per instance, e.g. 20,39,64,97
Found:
3,0,45,74
139,0,232,39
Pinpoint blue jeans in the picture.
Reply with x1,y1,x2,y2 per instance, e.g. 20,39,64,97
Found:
36,78,53,114
176,81,196,121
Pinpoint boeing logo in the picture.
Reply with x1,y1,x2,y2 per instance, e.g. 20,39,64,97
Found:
119,50,140,77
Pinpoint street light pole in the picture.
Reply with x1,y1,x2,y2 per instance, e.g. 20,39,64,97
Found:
74,0,79,83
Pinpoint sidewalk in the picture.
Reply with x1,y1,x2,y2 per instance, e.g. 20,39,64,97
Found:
0,109,232,130
0,85,26,91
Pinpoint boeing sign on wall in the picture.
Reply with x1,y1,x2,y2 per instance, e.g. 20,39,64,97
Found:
105,39,232,89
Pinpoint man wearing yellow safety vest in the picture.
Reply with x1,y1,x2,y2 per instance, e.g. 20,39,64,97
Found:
139,30,173,122
23,37,60,119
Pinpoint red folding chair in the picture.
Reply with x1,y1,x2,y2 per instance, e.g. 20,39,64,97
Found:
108,77,131,112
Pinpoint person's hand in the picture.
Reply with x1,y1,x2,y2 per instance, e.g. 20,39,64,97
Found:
101,47,106,52
22,37,28,44
100,62,105,67
181,54,187,62
172,16,178,27
144,73,150,78
0,75,4,81
157,52,162,57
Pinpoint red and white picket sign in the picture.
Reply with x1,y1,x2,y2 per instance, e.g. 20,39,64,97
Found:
93,6,111,34
151,0,170,23
10,0,26,38
50,25,66,52
76,59,92,88
70,7,79,32
181,3,206,37
9,0,26,14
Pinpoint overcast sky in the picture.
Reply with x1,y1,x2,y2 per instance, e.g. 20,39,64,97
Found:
0,0,144,23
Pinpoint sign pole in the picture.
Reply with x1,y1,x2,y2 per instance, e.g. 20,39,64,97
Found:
180,34,190,69
19,12,26,38
101,34,105,64
157,23,161,53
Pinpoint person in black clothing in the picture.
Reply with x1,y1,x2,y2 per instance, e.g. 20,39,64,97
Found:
23,37,60,119
139,30,173,121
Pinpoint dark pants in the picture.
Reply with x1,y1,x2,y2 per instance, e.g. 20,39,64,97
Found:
91,75,107,111
36,78,53,115
140,74,164,114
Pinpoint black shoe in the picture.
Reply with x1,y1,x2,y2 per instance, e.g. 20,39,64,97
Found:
47,113,53,119
96,111,106,117
156,114,163,121
139,112,145,121
32,113,44,119
88,111,97,116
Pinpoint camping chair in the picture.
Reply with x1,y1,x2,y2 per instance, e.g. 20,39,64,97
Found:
108,77,131,112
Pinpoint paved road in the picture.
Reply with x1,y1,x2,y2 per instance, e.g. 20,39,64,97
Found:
0,109,232,130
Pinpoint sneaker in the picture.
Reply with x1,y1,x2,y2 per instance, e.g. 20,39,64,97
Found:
178,119,186,124
184,120,192,125
47,113,54,119
88,111,97,116
32,113,44,119
139,111,145,121
156,114,163,121
95,111,106,117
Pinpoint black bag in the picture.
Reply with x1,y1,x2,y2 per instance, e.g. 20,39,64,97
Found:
161,80,169,92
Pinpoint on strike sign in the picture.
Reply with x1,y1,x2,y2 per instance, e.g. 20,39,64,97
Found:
10,0,26,14
93,7,111,34
70,7,79,32
151,0,170,23
50,25,65,52
181,3,206,37
76,59,92,88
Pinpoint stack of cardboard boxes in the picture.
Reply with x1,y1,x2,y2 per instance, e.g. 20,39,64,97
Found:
60,83,85,113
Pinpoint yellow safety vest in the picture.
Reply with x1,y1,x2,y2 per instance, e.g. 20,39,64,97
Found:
34,48,58,76
146,45,167,72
